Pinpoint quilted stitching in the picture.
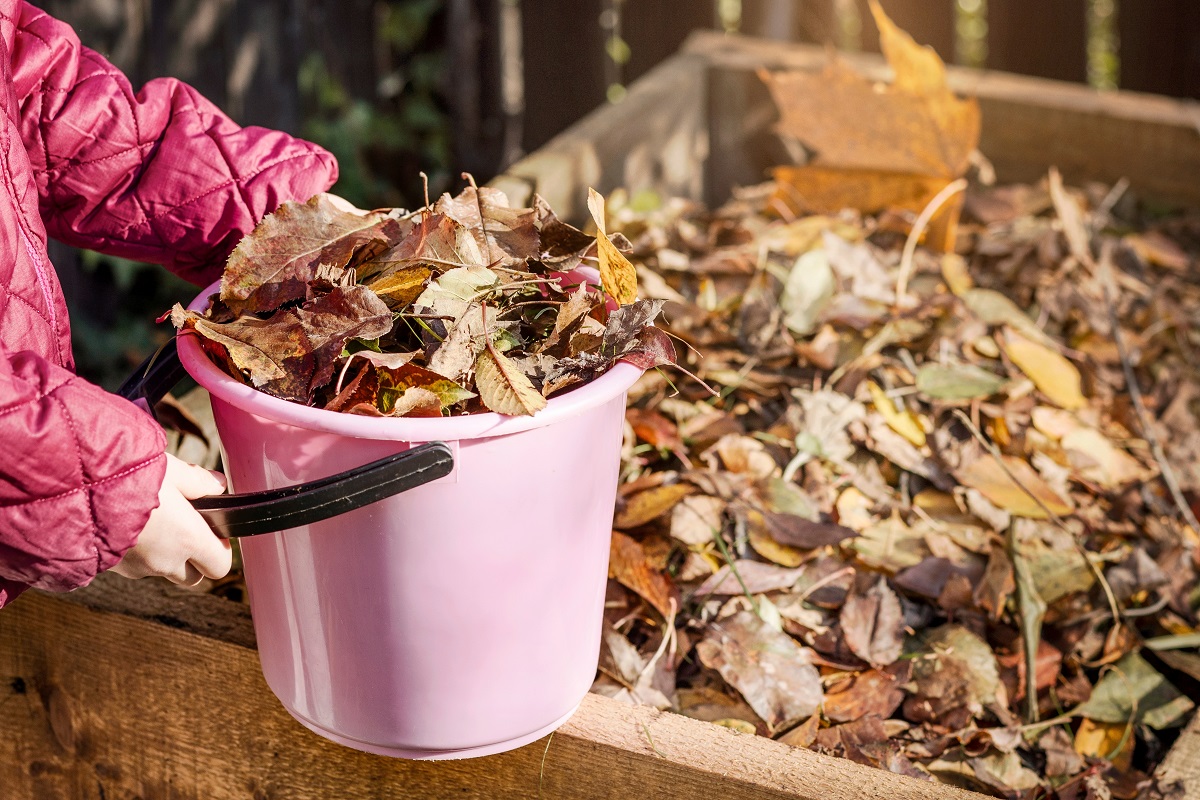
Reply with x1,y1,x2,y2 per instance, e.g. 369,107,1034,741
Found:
0,0,336,604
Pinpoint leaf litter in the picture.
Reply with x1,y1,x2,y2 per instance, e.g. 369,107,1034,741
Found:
173,184,672,417
186,5,1200,797
585,4,1198,798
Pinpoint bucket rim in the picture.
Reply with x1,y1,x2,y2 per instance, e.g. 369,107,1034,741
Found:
178,281,644,441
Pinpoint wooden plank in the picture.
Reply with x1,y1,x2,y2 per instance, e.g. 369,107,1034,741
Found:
519,0,608,153
493,49,710,221
685,31,1200,208
1117,0,1200,99
986,0,1088,83
1157,712,1200,798
622,0,715,84
0,586,985,800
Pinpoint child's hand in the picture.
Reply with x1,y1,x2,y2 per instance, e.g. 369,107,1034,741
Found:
110,453,232,586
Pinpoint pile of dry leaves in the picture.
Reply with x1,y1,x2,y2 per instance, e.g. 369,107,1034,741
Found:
588,3,1198,799
174,3,1198,797
171,186,671,417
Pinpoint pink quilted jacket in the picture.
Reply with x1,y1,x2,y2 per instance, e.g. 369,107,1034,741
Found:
0,0,337,606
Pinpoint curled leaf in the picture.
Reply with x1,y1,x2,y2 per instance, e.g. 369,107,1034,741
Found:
475,346,546,417
588,188,638,305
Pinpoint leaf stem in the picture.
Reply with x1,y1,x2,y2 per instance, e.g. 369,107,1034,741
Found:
896,178,967,303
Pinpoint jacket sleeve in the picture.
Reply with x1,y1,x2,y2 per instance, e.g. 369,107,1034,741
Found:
4,0,338,286
0,346,167,602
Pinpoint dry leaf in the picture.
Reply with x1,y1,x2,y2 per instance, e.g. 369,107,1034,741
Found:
615,483,693,530
221,194,390,314
956,456,1074,518
696,611,823,732
840,576,905,667
867,382,926,446
823,662,911,723
1002,330,1087,410
588,188,638,305
666,495,723,546
474,347,546,417
608,532,679,618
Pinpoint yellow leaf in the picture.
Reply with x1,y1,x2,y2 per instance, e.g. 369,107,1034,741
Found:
587,188,638,306
1002,331,1087,410
747,510,805,568
957,456,1074,519
762,4,979,180
1074,718,1132,771
365,266,431,309
941,253,973,296
615,483,694,530
474,347,546,417
867,381,926,447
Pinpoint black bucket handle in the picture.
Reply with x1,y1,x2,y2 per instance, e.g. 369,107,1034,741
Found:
119,339,454,538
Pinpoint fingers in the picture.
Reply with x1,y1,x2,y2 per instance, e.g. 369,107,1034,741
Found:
187,535,234,581
165,453,227,500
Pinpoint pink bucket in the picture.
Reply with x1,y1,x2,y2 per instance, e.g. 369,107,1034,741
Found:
175,281,640,759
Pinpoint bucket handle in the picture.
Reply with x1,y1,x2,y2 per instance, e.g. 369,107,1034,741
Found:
118,339,454,538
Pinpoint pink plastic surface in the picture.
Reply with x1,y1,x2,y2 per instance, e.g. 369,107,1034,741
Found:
179,281,640,759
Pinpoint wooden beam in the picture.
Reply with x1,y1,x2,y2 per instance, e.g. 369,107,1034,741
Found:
519,0,608,153
1157,712,1200,797
685,31,1200,208
1,583,985,800
1117,0,1200,99
986,0,1088,84
494,49,710,221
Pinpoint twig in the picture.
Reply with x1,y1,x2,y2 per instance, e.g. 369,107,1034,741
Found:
1097,247,1200,535
537,731,555,797
896,178,968,302
463,172,496,267
641,722,666,758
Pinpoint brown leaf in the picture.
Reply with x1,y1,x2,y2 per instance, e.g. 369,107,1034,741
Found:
475,346,546,417
533,193,598,272
777,713,820,748
909,624,1001,716
840,575,905,667
353,355,475,415
824,662,912,723
696,611,823,732
765,513,856,549
363,212,486,281
434,186,539,267
221,195,390,314
614,483,694,530
608,531,679,618
957,455,1074,518
695,560,806,596
973,546,1016,621
173,285,393,404
669,494,725,546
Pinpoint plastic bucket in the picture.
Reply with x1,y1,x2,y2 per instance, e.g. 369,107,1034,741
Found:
176,281,640,759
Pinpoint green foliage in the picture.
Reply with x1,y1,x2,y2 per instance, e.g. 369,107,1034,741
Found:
298,0,451,210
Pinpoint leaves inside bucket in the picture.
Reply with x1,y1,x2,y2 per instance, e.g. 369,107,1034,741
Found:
174,186,669,415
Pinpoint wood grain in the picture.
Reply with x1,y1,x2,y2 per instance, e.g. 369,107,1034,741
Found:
0,587,985,800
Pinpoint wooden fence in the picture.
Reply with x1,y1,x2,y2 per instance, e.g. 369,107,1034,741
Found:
36,0,1200,181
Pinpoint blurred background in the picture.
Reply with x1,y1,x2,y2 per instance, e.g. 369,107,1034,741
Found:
33,0,1200,389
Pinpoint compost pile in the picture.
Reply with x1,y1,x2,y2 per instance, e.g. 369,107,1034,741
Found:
587,5,1199,799
171,187,671,417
